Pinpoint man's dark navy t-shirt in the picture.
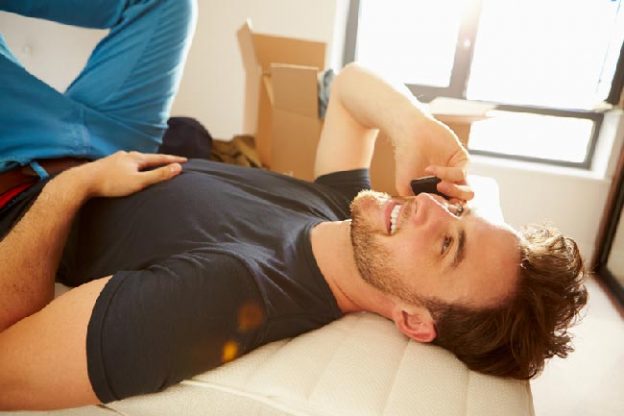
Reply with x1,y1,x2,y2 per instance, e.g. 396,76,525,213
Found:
55,160,370,402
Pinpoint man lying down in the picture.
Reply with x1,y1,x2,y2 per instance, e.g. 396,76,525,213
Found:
0,0,587,410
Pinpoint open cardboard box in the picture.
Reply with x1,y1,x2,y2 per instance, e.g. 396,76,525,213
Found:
238,20,487,194
238,20,324,182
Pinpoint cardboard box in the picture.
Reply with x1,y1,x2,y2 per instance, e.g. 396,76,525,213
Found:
238,21,485,193
238,20,325,181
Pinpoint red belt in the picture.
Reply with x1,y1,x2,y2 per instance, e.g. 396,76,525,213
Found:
0,157,90,197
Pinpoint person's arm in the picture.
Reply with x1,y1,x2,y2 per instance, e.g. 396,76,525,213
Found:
314,62,472,199
0,151,186,331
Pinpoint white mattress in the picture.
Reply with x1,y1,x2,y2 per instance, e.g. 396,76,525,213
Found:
9,311,534,416
112,313,534,416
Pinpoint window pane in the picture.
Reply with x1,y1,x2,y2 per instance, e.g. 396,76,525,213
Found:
467,0,624,109
356,0,464,87
468,111,594,163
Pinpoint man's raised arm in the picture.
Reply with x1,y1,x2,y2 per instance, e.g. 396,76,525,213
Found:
0,152,186,331
315,63,472,200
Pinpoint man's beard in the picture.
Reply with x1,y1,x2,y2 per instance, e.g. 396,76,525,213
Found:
349,190,417,303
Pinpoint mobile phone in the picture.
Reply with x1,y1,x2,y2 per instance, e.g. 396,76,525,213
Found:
410,176,449,199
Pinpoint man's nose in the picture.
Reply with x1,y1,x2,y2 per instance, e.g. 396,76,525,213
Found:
414,193,456,229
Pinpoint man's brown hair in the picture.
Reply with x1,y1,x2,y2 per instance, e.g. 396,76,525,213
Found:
427,224,588,379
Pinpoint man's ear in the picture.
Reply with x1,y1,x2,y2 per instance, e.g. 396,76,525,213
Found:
392,307,437,343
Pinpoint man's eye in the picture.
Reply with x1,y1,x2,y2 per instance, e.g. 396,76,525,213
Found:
441,235,453,255
453,203,464,217
444,202,464,217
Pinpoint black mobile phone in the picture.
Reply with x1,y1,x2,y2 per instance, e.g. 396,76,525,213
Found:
410,176,449,199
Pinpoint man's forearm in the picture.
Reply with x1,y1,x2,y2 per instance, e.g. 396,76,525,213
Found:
0,168,91,331
332,63,433,143
316,62,469,196
314,62,448,180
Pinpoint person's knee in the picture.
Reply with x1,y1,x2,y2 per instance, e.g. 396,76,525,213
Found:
155,0,197,31
129,0,197,34
145,0,197,49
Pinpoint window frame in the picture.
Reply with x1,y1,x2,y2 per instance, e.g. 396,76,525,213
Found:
343,0,624,169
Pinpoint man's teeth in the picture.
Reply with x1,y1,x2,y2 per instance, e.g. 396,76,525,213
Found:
390,204,401,235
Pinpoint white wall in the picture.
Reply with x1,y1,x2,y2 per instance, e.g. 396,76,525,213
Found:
1,0,622,264
0,12,107,92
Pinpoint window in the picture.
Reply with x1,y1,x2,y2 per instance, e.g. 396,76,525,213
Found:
355,0,464,87
345,0,624,167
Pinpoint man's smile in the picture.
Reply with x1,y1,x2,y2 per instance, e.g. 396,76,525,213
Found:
389,204,401,235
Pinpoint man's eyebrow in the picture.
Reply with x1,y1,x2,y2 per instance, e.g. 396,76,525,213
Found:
451,228,466,270
450,207,471,270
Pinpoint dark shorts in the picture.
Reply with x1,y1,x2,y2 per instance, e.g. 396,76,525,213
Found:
0,180,47,240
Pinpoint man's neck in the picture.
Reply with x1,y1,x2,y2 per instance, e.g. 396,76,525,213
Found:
310,220,394,318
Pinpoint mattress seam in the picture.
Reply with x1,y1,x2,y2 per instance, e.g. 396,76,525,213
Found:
379,338,411,416
181,379,325,416
304,313,364,402
241,336,296,387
